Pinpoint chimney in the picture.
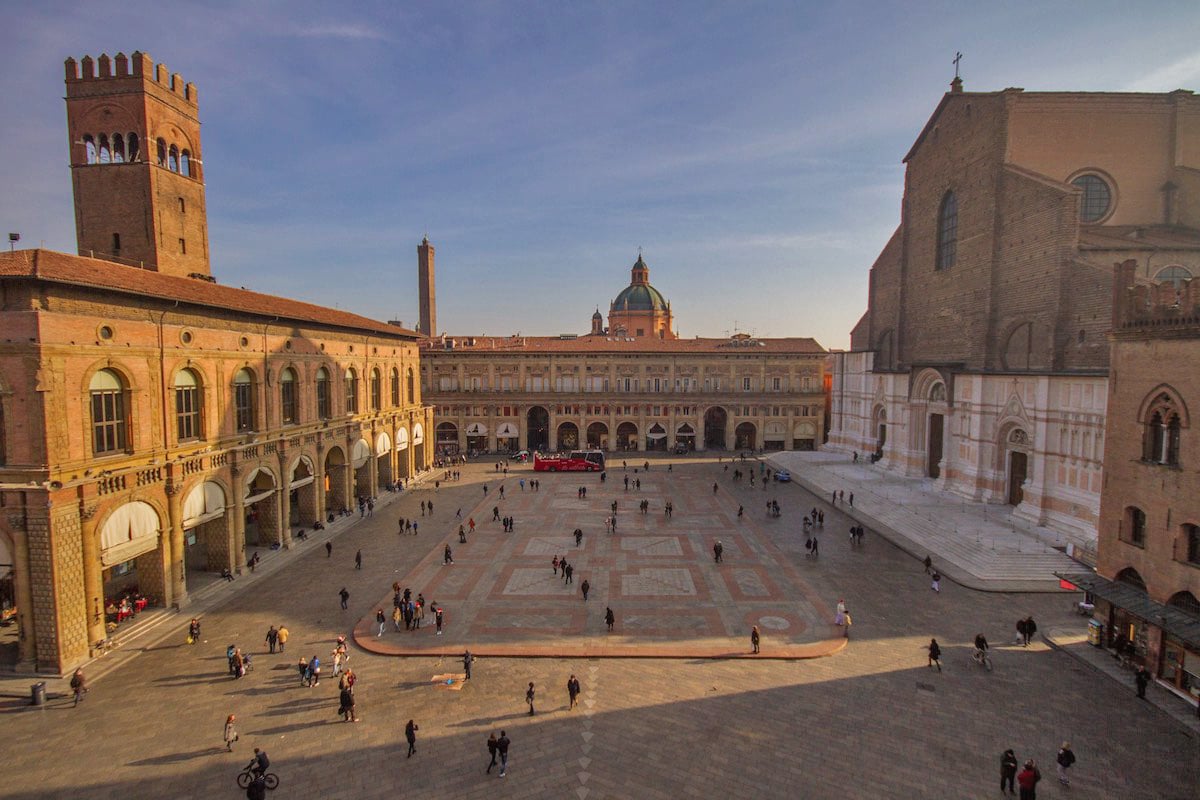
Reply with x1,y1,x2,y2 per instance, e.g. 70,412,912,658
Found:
950,76,964,94
417,237,436,337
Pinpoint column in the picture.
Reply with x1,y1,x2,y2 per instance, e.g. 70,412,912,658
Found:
314,440,327,524
11,526,37,668
277,449,293,548
165,478,188,606
231,464,247,574
79,504,106,647
368,426,379,495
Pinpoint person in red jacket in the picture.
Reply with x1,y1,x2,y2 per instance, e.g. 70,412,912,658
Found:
1017,759,1041,800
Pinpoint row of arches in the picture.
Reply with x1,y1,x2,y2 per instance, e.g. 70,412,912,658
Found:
80,132,199,178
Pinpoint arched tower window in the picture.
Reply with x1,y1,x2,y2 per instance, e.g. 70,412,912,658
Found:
280,367,298,425
233,368,255,433
174,368,202,441
370,368,382,411
344,368,359,414
98,134,111,164
406,368,415,405
316,367,331,419
936,191,957,270
156,138,167,168
1155,266,1192,289
180,149,192,177
1142,392,1182,467
112,133,125,163
90,368,128,454
83,135,98,164
127,132,139,162
168,144,180,173
390,368,400,407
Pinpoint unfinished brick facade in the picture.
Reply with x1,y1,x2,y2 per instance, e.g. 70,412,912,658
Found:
828,83,1200,557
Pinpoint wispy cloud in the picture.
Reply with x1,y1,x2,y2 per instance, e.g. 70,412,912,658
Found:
281,22,393,42
1123,51,1200,92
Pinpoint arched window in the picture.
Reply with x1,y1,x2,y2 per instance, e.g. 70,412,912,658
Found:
406,368,415,404
280,367,298,425
1124,506,1147,547
1155,266,1192,289
1168,588,1200,616
168,144,180,173
156,138,167,168
344,368,359,414
316,367,331,419
112,133,125,163
180,149,192,177
174,369,202,441
233,368,255,433
127,132,139,162
90,368,127,454
936,191,957,270
1071,174,1112,223
370,368,382,411
390,368,400,407
98,134,111,164
83,135,98,164
1116,567,1146,591
1142,393,1181,467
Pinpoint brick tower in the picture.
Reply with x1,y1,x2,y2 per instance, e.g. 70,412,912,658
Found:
417,236,436,336
64,51,210,278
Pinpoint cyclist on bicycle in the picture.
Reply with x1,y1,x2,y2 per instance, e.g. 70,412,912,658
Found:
246,747,270,778
974,633,990,662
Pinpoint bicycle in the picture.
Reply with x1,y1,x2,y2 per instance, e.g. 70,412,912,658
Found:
236,767,279,791
971,648,994,672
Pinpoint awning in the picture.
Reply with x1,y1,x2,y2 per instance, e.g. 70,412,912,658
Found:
765,421,787,438
245,489,275,505
396,427,409,450
375,431,392,456
101,501,161,566
794,422,816,438
182,481,226,529
497,422,519,437
412,423,424,445
466,423,487,436
676,423,695,435
351,438,371,468
1057,571,1200,650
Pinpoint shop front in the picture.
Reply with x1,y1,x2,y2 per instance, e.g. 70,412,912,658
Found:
496,422,520,453
465,422,487,454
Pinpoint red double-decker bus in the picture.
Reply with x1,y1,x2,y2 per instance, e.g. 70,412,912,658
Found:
533,450,606,472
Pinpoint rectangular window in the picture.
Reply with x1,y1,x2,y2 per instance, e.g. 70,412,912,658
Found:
345,376,359,414
235,382,254,432
317,378,331,419
743,377,752,391
281,381,298,424
178,197,186,213
773,377,781,391
92,389,126,453
179,238,186,255
176,386,201,440
112,232,121,254
1186,525,1200,565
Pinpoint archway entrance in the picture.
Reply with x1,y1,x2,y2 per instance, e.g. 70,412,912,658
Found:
645,422,667,451
288,456,317,528
557,422,579,450
927,414,944,479
616,421,638,451
464,422,486,454
1008,451,1027,505
182,480,228,573
587,422,609,450
704,407,728,449
395,428,410,481
872,406,887,459
527,406,549,452
734,422,756,450
413,423,426,469
101,501,165,604
324,446,348,515
351,439,372,500
244,468,279,549
437,422,460,455
496,422,519,453
374,432,393,491
675,422,695,451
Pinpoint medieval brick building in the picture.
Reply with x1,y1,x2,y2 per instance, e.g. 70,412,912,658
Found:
827,79,1200,560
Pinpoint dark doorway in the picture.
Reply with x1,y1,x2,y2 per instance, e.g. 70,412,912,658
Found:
927,414,944,479
1007,451,1027,506
527,406,549,452
704,407,728,449
875,423,887,459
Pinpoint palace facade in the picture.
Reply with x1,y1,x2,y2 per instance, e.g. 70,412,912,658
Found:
420,257,827,455
0,53,431,674
827,80,1200,561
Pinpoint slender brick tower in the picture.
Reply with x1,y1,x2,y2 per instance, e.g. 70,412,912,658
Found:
418,236,436,336
64,51,210,278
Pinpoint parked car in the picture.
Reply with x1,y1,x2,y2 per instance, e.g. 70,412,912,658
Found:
674,442,691,454
774,469,791,482
511,450,530,462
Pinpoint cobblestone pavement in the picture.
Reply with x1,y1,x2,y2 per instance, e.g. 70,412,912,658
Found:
2,457,1196,800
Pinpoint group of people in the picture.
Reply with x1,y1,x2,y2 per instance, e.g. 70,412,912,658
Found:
1000,743,1076,796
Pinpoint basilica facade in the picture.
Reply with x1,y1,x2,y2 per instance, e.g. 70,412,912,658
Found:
420,257,826,456
826,80,1200,561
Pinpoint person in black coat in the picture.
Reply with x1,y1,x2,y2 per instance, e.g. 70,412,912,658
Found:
1001,749,1019,794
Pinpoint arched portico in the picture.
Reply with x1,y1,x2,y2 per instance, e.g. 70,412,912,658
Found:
324,445,348,514
557,421,579,450
587,421,609,450
616,421,638,451
182,479,230,572
704,406,728,449
351,438,372,500
375,432,393,490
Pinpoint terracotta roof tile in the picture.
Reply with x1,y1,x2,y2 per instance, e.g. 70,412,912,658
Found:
420,333,826,355
0,249,419,339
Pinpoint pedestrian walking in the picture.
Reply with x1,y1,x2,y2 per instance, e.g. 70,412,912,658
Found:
70,668,88,706
188,617,201,644
1000,749,1018,794
435,605,444,635
298,657,308,685
308,654,321,686
713,540,723,563
923,555,933,574
810,536,819,558
575,528,583,546
1017,759,1041,800
444,544,454,565
581,579,590,601
553,555,560,575
930,571,941,593
1055,742,1075,786
463,650,473,680
1023,615,1037,646
927,638,942,671
277,625,288,653
339,587,350,610
497,730,511,777
392,605,403,632
565,564,574,584
849,492,854,506
605,606,615,631
1135,665,1150,698
224,714,239,750
405,719,419,757
376,609,386,637
567,674,581,709
835,599,846,626
355,550,362,570
526,681,536,715
325,541,332,558
339,684,358,722
486,732,499,773
751,625,761,654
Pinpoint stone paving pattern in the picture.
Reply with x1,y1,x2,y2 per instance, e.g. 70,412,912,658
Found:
1,457,1196,800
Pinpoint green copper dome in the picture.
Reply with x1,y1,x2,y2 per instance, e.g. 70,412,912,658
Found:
612,255,668,311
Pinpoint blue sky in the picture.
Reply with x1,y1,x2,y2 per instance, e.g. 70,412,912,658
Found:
4,2,1199,348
